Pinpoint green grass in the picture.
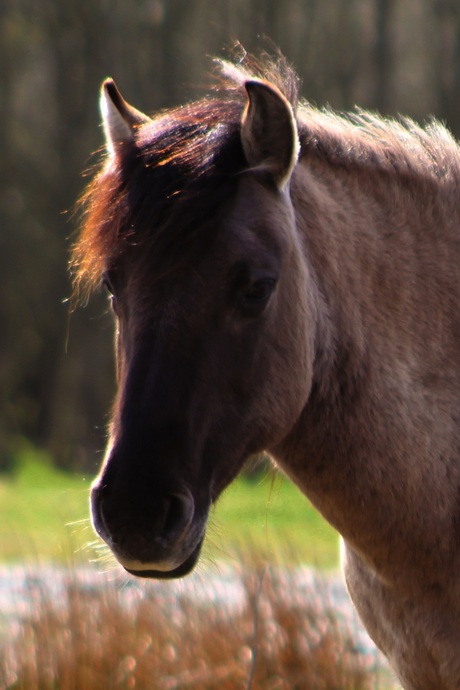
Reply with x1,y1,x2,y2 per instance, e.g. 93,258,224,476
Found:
0,445,339,569
0,446,92,563
209,472,339,568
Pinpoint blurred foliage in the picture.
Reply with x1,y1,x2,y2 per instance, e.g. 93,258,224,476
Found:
0,559,382,690
2,0,460,471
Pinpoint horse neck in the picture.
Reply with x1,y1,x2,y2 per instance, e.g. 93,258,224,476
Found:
290,158,379,382
290,153,456,393
276,157,460,578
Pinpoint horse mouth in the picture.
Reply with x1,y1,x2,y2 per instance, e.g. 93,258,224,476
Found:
94,520,206,581
124,538,204,580
90,479,209,579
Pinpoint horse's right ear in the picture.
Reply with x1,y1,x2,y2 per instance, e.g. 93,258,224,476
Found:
241,79,300,190
100,79,151,157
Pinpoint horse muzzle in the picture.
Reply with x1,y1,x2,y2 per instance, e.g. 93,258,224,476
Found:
90,480,208,579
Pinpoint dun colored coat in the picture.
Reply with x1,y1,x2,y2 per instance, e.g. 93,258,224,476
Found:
73,54,460,690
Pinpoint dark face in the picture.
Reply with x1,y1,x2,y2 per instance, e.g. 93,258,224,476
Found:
90,175,315,578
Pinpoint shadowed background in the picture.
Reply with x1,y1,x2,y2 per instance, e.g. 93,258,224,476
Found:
1,0,459,474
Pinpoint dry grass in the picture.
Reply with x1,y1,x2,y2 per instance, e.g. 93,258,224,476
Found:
0,560,385,690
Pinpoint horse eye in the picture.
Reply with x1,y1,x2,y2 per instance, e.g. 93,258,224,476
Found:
102,272,115,295
103,270,121,299
102,272,120,314
240,278,276,316
245,280,273,302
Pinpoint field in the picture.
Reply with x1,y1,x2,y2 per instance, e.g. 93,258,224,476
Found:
0,444,339,568
0,447,398,689
1,560,393,690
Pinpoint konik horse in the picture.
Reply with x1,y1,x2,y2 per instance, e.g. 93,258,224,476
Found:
73,54,460,689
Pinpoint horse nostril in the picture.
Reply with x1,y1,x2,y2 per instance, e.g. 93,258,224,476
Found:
162,490,195,544
91,481,196,554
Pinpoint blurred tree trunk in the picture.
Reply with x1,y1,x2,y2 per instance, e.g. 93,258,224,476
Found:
432,0,460,136
373,0,396,113
335,0,362,108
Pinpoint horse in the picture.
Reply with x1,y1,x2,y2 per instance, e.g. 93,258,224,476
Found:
72,53,460,690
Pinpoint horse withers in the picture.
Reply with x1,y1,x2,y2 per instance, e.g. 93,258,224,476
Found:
73,54,460,690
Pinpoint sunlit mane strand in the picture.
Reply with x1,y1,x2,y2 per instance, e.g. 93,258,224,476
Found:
298,104,460,180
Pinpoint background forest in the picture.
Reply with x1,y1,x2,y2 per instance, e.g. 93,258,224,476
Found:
2,0,460,473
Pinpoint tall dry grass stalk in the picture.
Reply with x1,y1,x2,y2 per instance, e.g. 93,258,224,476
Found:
0,559,381,690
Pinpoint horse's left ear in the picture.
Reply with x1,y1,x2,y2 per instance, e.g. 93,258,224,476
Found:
100,79,151,157
241,80,300,189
